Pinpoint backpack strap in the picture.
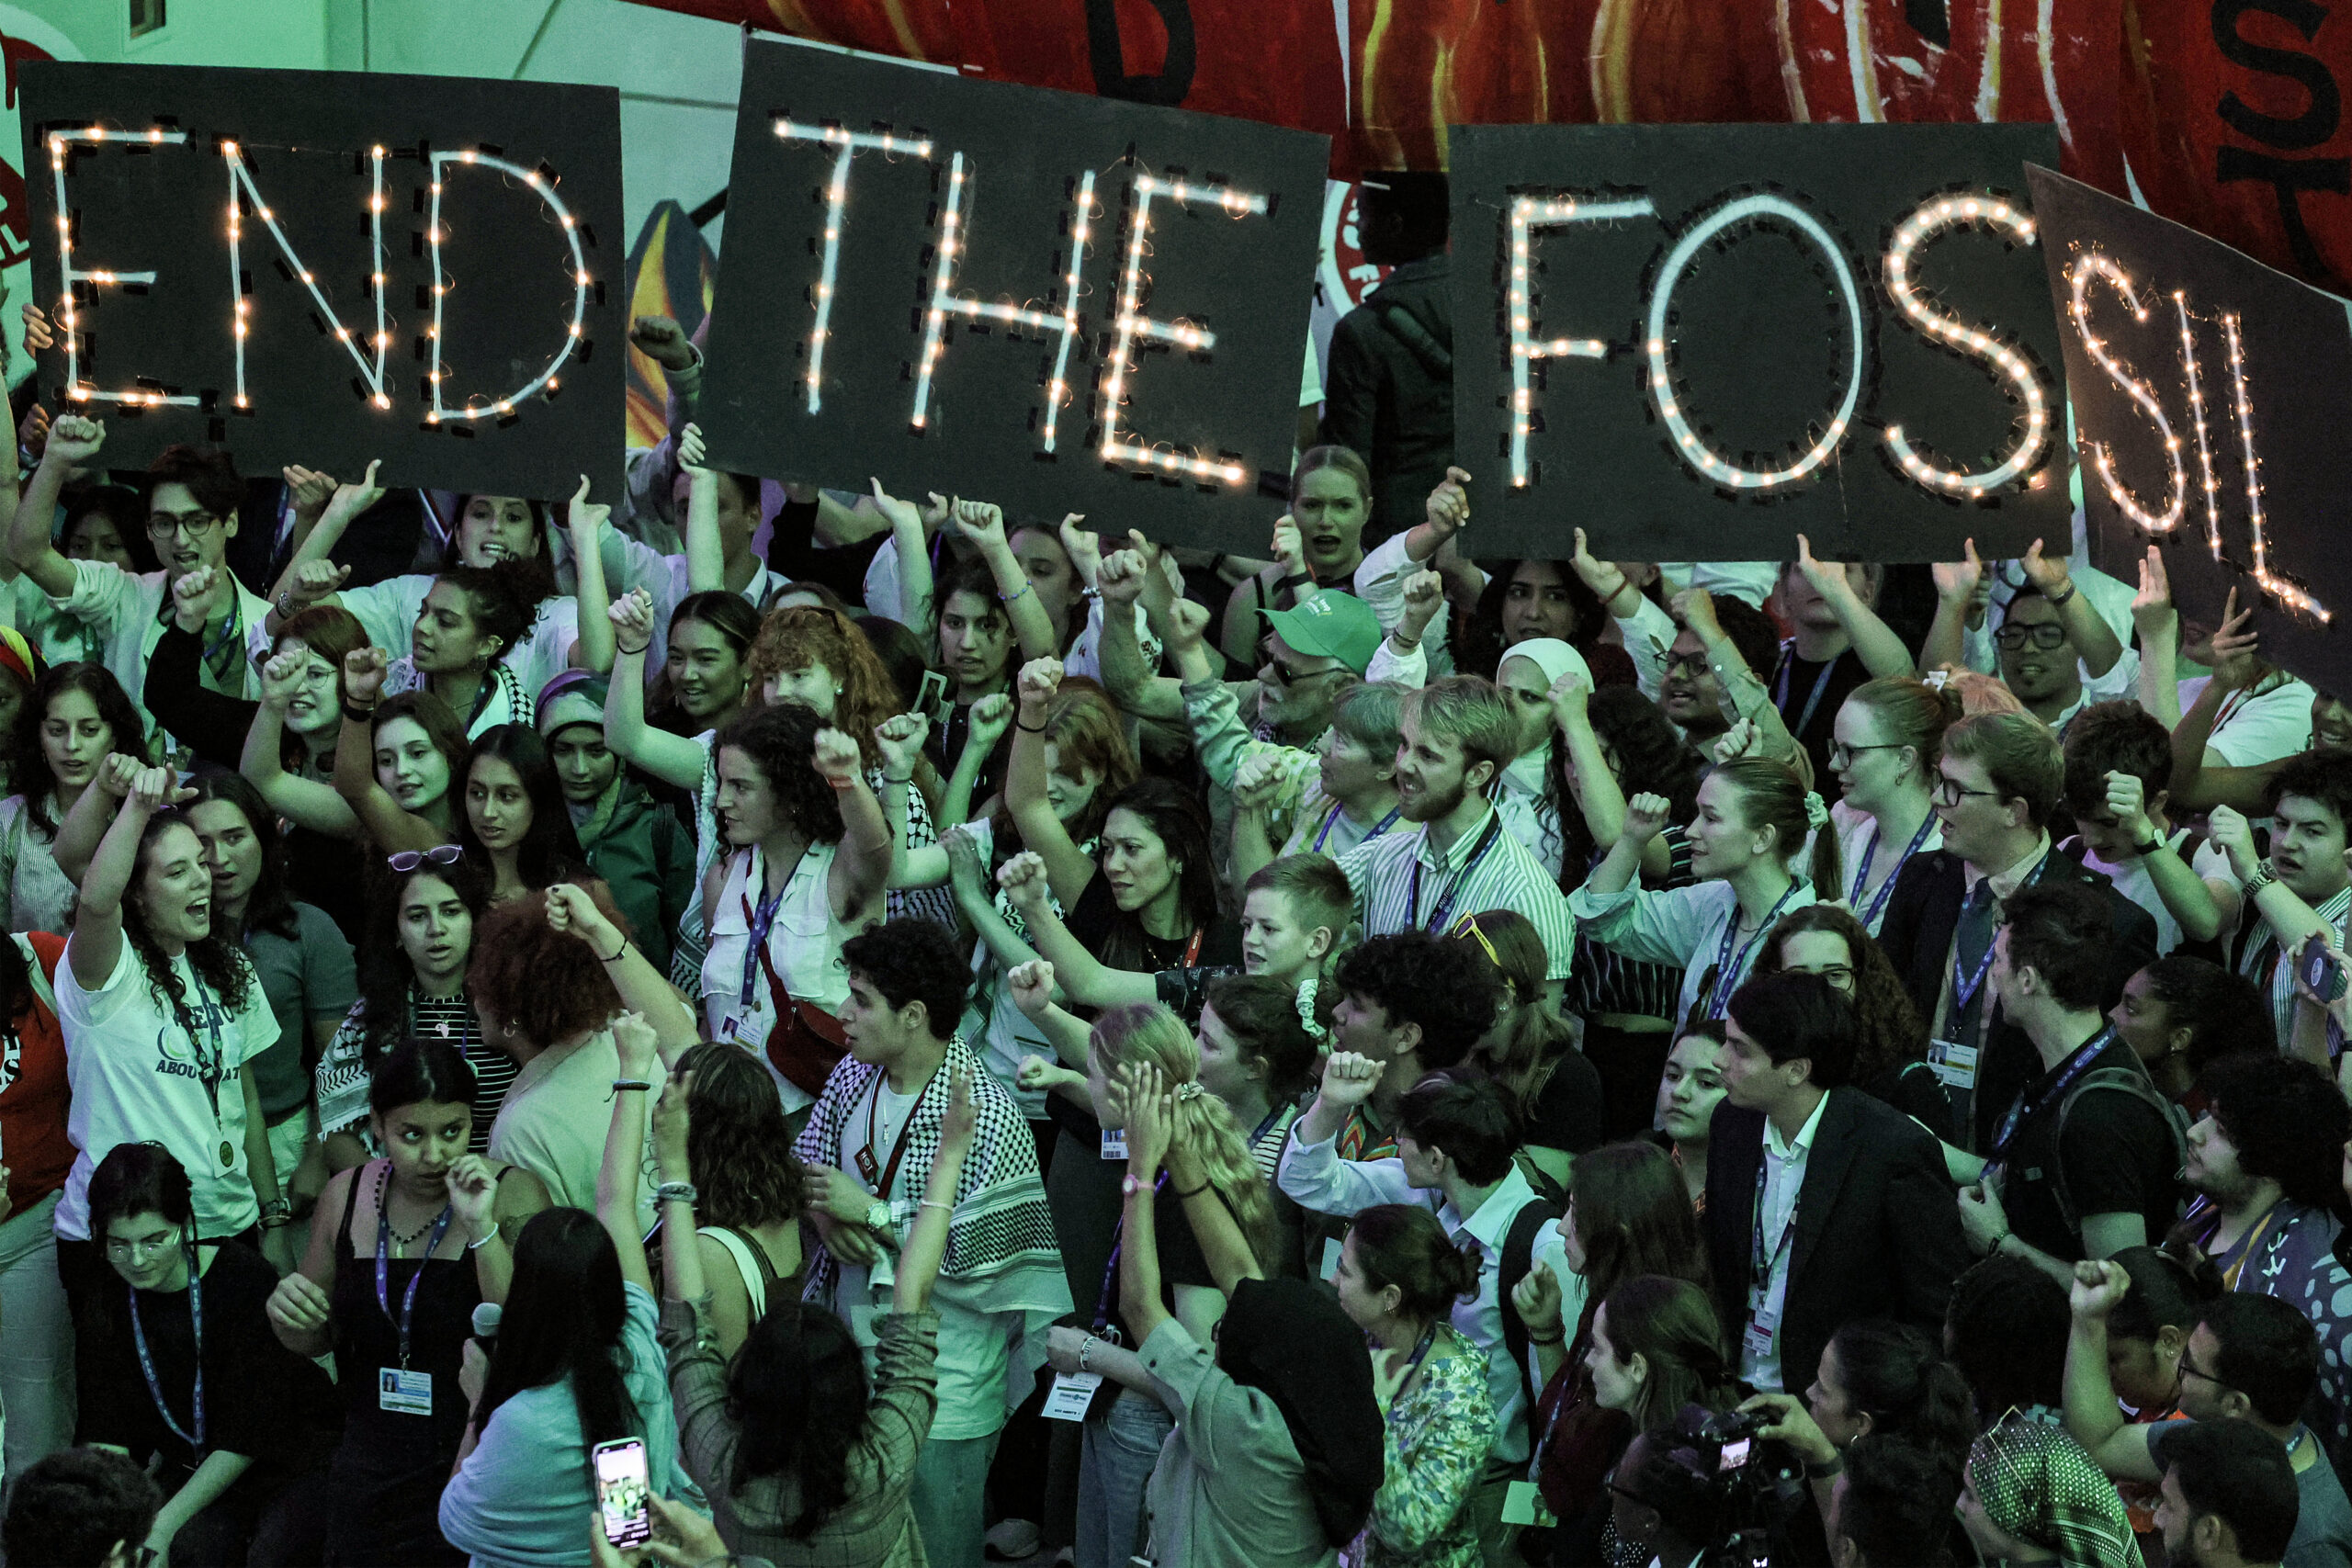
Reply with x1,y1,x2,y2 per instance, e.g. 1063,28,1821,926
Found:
1498,1198,1564,1416
2048,1063,2189,1237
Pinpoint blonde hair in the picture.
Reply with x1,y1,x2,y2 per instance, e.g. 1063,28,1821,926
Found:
1089,1002,1278,1269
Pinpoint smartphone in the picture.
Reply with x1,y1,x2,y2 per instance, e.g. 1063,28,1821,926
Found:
592,1437,652,1548
917,668,951,726
2302,933,2347,1004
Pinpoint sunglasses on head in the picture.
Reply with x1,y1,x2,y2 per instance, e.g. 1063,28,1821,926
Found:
387,844,464,874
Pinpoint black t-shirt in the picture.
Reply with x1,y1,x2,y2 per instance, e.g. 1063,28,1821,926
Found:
1997,1034,2181,1261
1771,644,1873,790
1041,1092,1216,1346
1070,875,1244,976
1525,1047,1606,1156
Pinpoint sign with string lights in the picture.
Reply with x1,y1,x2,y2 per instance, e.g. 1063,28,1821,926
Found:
18,62,623,502
696,37,1329,547
1449,123,2067,563
2027,165,2351,698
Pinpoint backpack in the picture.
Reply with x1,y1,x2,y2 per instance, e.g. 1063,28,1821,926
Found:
1498,1197,1565,1414
2047,1062,2190,1237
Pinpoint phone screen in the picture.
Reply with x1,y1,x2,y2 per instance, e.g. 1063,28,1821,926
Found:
1717,1438,1752,1472
592,1438,652,1547
2305,937,2346,1002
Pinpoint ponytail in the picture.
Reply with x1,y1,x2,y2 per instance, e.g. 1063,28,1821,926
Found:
1713,757,1843,894
1347,1203,1482,1322
1090,1003,1280,1270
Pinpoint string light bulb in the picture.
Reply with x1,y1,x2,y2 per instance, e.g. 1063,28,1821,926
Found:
2174,291,2225,556
773,118,933,414
220,140,391,410
2068,252,2184,534
1505,194,1657,487
1881,193,2049,497
1644,193,1864,492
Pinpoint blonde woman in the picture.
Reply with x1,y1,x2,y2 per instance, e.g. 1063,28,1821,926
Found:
1042,1002,1277,1568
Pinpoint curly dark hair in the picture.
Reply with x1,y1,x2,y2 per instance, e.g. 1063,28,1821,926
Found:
1334,932,1500,1073
123,812,255,1018
1944,1254,2068,1418
8,662,150,833
3,1447,161,1568
714,703,845,845
1453,560,1606,680
1549,683,1707,884
675,1041,805,1230
61,481,162,573
2062,700,2175,814
180,769,300,942
2138,955,2275,1072
466,884,626,1048
355,854,493,1066
2200,1055,2351,1210
1751,904,1927,1089
2265,745,2352,830
438,494,559,609
460,725,588,891
431,564,537,667
840,919,968,1036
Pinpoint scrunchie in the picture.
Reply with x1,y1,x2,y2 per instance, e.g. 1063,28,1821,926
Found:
1803,791,1830,830
1295,975,1329,1043
1174,1080,1205,1102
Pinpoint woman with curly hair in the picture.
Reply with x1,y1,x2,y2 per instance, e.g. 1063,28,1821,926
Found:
314,848,506,1167
699,702,893,1111
656,1041,807,1358
1752,903,1950,1143
52,765,288,1411
0,662,148,932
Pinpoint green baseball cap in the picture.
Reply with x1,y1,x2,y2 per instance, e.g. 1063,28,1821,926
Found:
1261,591,1382,676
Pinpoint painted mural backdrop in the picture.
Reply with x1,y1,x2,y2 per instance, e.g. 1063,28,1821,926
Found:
625,0,2352,298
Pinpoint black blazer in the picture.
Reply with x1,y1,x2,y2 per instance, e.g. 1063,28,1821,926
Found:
1704,1089,1973,1398
1876,848,2160,1149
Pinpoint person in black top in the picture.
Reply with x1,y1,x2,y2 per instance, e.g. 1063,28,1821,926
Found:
1769,543,1917,787
2,1447,161,1568
1952,882,2184,1281
1321,173,1453,549
264,1040,548,1565
80,1143,337,1568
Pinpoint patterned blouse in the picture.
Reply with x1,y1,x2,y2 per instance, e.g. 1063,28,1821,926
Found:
1353,1323,1496,1568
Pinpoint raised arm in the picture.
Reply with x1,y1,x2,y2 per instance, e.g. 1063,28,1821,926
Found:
678,426,723,596
1399,466,1472,569
1005,959,1095,1068
997,852,1152,1008
602,590,708,789
1136,1064,1265,1290
1794,535,1913,677
813,727,892,926
2061,1258,2161,1482
938,694,1009,839
1093,550,1183,721
9,413,98,599
2020,538,2123,677
895,1068,979,1314
565,476,615,673
331,649,444,853
1583,793,1669,900
70,766,176,991
1004,658,1098,904
954,500,1057,660
871,482,942,640
260,462,382,637
1921,541,1984,675
2130,547,2183,728
652,1076,707,1304
596,1013,663,1295
243,651,360,840
546,884,696,1066
2106,772,2233,944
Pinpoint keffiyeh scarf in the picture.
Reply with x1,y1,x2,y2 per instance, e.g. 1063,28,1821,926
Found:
1971,1416,2144,1568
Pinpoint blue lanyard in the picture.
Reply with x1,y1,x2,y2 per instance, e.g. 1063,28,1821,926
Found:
130,1249,204,1455
1952,852,2052,1018
375,1179,456,1368
1407,812,1505,934
1749,1149,1802,1288
738,848,797,1010
1989,1026,2117,1163
1772,646,1840,739
1705,883,1803,1021
1849,813,1936,931
1092,1169,1172,1333
1317,802,1400,854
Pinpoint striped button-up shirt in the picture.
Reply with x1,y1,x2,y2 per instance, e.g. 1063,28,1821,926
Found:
1338,802,1577,979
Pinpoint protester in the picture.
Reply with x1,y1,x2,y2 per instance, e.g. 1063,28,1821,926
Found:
535,670,694,975
1753,901,1951,1140
2110,955,2275,1104
651,1041,808,1358
2,1447,162,1568
1,662,148,932
1945,1253,2072,1425
1830,1434,1968,1568
1450,906,1604,1185
0,916,68,1492
1957,1414,2144,1568
1651,1026,1727,1209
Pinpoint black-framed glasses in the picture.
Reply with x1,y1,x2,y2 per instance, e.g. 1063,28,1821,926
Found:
1827,741,1903,769
1993,623,2069,652
2178,1355,2228,1388
1787,963,1856,991
387,844,464,874
1932,775,2005,807
147,509,225,540
1664,652,1710,678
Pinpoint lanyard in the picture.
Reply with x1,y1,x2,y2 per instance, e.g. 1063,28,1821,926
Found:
374,1178,456,1368
1849,813,1936,931
158,592,247,686
1316,802,1400,854
1952,852,2052,1018
1704,883,1802,1021
1772,647,1840,739
1988,1026,2118,1163
1749,1151,1802,1295
1407,812,1505,934
1250,1103,1289,1148
130,1248,204,1455
1092,1168,1172,1332
172,966,232,1163
856,1064,936,1199
738,845,808,1010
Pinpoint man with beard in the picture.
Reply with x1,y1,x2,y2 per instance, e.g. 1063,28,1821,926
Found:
2151,1421,2298,1568
2176,1055,2352,1455
1336,675,1576,995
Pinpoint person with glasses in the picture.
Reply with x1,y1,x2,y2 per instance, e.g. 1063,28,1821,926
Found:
2062,702,2241,957
1650,588,1782,750
1762,537,1918,786
1876,713,2158,1158
4,419,276,740
1752,903,1951,1143
1824,675,1955,938
314,849,508,1169
1932,538,2133,736
80,1143,337,1568
2064,1264,2352,1568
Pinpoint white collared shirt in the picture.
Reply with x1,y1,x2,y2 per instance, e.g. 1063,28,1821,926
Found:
1740,1089,1832,1391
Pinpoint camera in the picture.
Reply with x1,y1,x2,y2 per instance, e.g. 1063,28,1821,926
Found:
1659,1405,1809,1568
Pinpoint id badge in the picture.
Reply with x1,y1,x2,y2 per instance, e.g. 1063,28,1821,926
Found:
1320,1235,1343,1283
379,1367,433,1416
719,1014,753,1047
1044,1371,1105,1421
1501,1481,1557,1529
1928,1037,1980,1090
1743,1320,1777,1360
1101,1129,1127,1161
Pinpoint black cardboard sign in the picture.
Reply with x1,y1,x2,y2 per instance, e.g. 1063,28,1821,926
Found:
2028,165,2351,700
1449,123,2069,563
19,62,624,503
696,38,1329,549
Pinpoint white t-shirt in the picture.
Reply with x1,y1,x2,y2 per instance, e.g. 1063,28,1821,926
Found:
2179,673,2319,768
54,939,279,1240
2074,830,2238,957
344,574,581,713
486,1029,659,1235
701,841,856,1114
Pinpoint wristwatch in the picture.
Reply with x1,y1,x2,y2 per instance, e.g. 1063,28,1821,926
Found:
864,1199,893,1232
2243,861,2278,897
2132,834,2166,857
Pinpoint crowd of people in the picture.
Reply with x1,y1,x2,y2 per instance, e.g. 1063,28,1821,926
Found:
0,207,2349,1568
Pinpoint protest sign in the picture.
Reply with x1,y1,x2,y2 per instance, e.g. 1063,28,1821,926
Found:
1450,123,2068,563
696,37,1329,548
20,62,624,502
2029,164,2349,697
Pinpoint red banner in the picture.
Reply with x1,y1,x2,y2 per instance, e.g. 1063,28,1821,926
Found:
632,0,2352,291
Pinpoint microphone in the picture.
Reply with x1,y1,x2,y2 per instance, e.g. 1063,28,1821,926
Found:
471,1302,502,1343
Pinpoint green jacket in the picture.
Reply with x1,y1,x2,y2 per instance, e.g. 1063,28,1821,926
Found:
572,777,695,976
